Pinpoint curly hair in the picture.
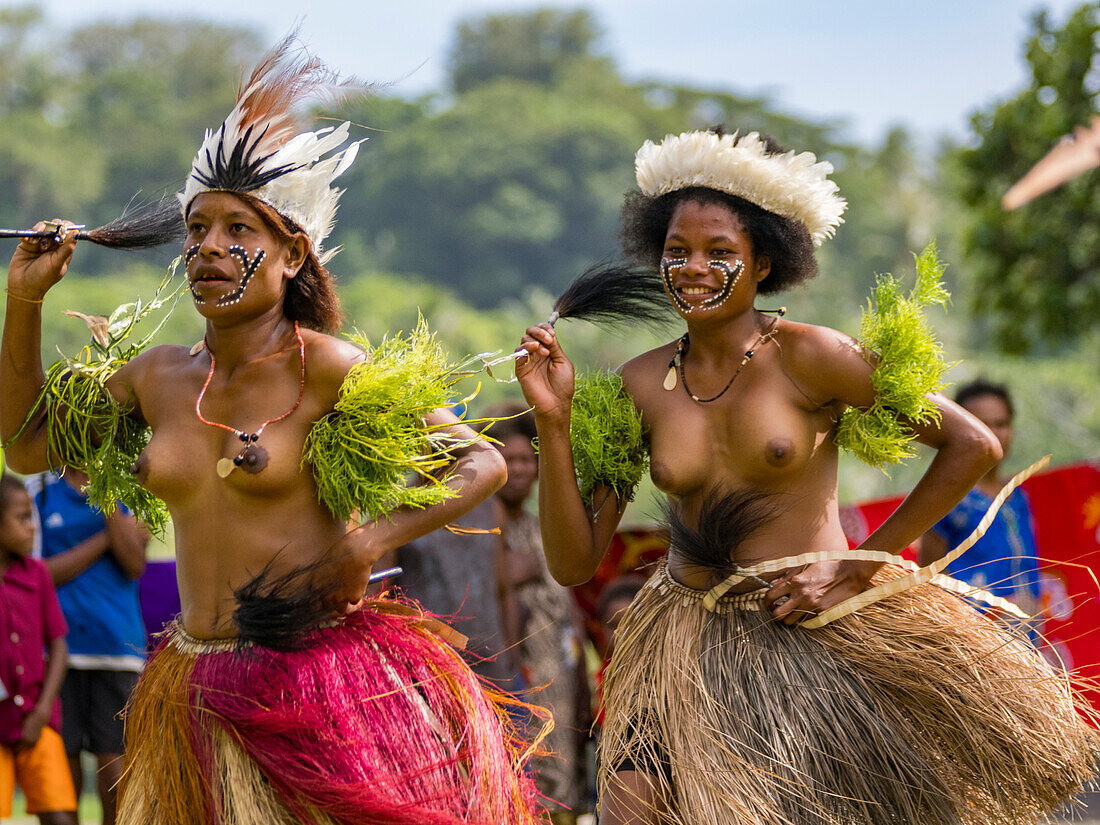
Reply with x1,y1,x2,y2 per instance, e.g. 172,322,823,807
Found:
956,379,1014,419
619,186,818,295
619,131,820,294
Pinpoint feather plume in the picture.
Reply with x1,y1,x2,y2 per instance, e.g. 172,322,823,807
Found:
668,487,782,583
550,261,675,329
1,195,184,250
179,30,376,263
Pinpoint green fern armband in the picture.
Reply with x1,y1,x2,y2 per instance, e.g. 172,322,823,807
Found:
4,267,180,534
304,319,485,522
835,241,951,468
569,370,648,508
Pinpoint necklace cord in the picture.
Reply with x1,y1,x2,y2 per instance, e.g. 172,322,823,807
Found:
195,321,307,467
678,315,781,404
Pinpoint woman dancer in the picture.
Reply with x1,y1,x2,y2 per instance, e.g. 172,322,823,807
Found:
516,130,1096,825
2,39,542,825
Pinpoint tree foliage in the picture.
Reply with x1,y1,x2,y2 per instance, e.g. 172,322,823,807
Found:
947,2,1100,353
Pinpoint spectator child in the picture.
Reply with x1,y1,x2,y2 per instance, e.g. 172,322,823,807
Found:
0,474,78,825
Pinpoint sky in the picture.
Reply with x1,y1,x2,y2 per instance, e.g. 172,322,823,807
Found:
30,0,1089,145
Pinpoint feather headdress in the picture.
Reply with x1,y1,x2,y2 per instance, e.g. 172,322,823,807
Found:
635,131,846,245
178,33,369,264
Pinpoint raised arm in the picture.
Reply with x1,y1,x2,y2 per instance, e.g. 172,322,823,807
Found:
1,223,79,472
515,322,626,586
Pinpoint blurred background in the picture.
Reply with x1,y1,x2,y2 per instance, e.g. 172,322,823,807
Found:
2,1,1098,821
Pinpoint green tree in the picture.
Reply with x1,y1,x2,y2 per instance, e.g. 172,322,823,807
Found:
448,8,610,94
947,2,1100,353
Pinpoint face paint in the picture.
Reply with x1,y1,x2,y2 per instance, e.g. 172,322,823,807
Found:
216,246,265,307
661,257,743,314
185,244,204,301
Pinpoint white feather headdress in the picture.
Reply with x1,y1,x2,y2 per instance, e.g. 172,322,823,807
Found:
178,35,367,264
634,131,846,246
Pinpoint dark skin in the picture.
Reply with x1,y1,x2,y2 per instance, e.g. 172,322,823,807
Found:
0,490,77,825
517,199,1001,824
1,194,507,641
918,392,1016,566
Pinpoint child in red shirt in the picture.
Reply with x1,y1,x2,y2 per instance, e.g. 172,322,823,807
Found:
0,474,77,824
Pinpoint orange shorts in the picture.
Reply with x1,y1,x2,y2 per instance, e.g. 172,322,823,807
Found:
0,726,78,816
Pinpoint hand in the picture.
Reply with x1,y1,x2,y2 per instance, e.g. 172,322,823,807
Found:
317,528,389,615
515,323,575,421
7,219,79,301
15,708,47,752
763,559,879,626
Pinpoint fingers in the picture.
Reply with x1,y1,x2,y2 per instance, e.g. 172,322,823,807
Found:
766,575,818,626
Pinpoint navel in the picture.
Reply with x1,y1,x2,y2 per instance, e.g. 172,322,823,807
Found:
765,438,795,467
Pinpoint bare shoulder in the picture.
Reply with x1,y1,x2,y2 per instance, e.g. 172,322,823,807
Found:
618,339,679,410
111,343,192,392
301,328,367,397
773,319,874,409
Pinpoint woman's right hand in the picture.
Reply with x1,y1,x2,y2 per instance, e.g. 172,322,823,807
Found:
515,322,575,422
7,220,79,301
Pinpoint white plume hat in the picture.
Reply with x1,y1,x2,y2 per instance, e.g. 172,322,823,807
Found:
178,34,368,265
634,131,846,246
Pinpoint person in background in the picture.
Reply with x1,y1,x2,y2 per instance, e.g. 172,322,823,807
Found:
487,401,590,823
0,474,77,825
592,574,647,729
26,468,148,825
919,380,1042,617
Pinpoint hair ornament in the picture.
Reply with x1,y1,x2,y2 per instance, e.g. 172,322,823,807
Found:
178,31,374,264
634,130,847,246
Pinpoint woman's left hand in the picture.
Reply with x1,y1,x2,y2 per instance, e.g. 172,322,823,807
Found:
763,559,879,626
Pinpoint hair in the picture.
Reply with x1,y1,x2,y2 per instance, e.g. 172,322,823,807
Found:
0,474,28,515
597,574,648,625
955,379,1014,419
619,134,819,294
481,401,537,443
186,192,344,334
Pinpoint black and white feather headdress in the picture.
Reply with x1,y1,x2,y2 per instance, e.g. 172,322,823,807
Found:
178,34,367,264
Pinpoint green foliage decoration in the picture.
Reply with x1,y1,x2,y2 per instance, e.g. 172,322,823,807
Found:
569,369,648,508
304,318,487,522
4,263,182,533
835,242,951,468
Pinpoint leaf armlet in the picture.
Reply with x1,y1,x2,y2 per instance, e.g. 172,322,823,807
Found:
4,266,182,534
567,369,649,508
835,241,952,469
304,318,486,522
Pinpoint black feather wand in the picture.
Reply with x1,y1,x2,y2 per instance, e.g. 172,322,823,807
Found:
482,261,675,372
0,195,185,250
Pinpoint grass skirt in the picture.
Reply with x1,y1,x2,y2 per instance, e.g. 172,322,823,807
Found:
600,562,1099,825
118,601,545,825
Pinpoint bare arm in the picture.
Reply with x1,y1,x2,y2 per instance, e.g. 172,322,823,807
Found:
321,407,508,611
105,509,149,580
764,326,1000,624
1,224,79,473
515,322,626,586
918,529,949,567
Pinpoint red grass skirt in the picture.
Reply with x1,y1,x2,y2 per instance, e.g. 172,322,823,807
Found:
117,600,547,825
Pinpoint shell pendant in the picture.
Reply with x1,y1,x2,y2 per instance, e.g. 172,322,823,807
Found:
216,458,236,478
663,365,677,391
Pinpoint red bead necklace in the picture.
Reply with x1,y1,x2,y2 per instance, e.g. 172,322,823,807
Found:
195,321,306,478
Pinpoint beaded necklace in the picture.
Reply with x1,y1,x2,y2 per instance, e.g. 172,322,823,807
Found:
664,311,784,403
194,321,306,478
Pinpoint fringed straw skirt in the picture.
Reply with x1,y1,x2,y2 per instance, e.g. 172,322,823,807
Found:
600,562,1099,825
118,600,546,825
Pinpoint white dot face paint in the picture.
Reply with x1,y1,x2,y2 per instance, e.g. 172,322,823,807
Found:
661,257,743,314
215,246,265,307
185,244,203,302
